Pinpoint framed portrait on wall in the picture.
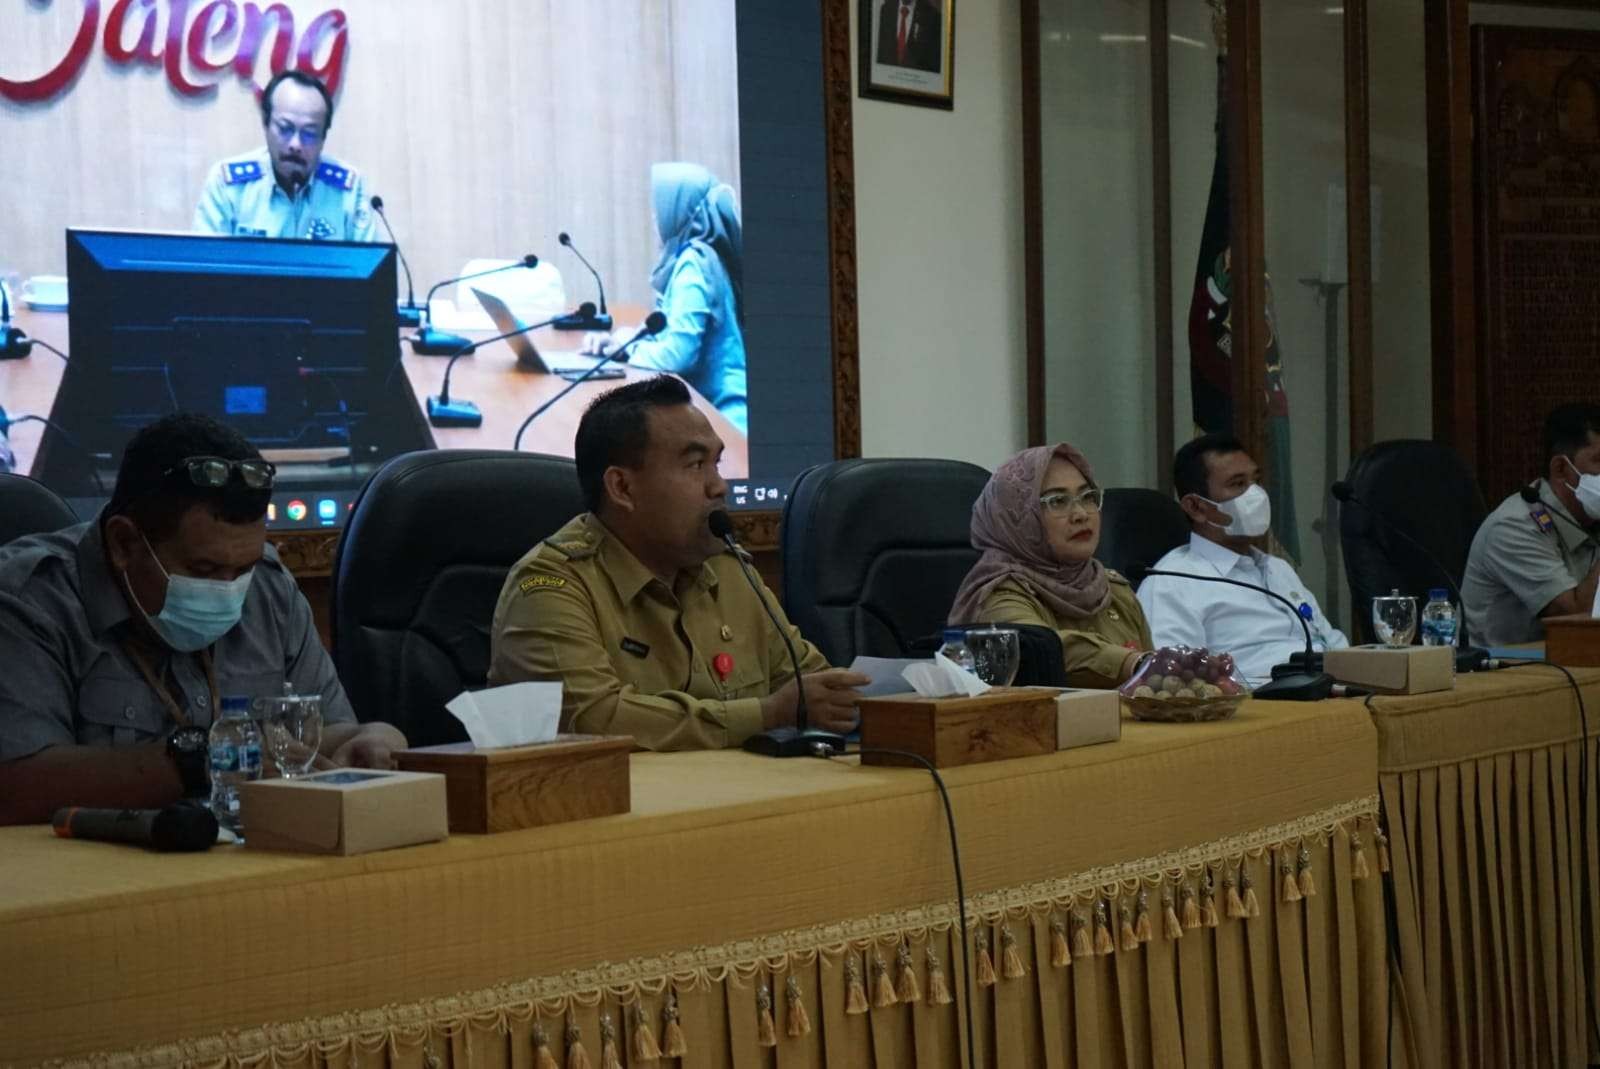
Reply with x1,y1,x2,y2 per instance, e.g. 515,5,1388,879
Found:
858,0,955,109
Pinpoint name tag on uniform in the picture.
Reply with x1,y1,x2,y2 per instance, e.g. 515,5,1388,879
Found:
620,637,650,658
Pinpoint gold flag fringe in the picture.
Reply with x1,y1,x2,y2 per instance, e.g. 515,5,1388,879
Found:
926,944,953,1006
1049,917,1072,967
1297,845,1317,897
872,953,899,1007
631,1002,661,1062
755,983,777,1047
1163,888,1184,941
660,990,687,1057
844,954,870,1013
565,1015,592,1069
896,941,923,1001
533,1022,558,1069
1001,925,1027,978
786,974,813,1037
975,929,998,986
599,1013,623,1069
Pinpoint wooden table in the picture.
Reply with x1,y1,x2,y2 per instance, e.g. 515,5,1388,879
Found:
0,308,748,480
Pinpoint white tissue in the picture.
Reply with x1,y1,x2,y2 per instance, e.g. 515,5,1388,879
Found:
446,682,562,748
901,652,991,698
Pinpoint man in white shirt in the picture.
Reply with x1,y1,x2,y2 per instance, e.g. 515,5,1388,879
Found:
1137,434,1348,684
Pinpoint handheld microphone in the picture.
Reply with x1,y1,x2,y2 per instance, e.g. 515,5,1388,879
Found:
369,196,422,328
427,305,594,428
410,254,539,355
553,232,613,332
52,802,218,852
1331,480,1490,671
0,276,33,360
1129,565,1336,701
709,510,845,758
511,311,666,450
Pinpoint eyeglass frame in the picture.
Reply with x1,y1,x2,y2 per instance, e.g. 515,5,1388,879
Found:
268,117,325,147
1039,486,1105,515
161,456,277,491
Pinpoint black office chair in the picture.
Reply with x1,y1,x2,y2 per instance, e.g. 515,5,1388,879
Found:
1339,439,1487,644
0,472,79,547
780,457,991,666
1095,487,1190,583
331,449,586,746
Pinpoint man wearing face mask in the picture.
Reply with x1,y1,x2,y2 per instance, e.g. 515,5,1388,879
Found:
1137,433,1348,684
1462,404,1600,646
0,413,406,825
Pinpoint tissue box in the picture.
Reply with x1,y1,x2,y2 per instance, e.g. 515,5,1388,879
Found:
1543,614,1600,666
239,769,448,855
858,687,1060,769
1324,644,1455,694
1055,689,1121,750
395,735,632,833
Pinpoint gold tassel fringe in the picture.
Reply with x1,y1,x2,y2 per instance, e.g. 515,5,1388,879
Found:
1001,926,1026,978
975,930,997,986
599,1014,623,1069
1072,909,1094,959
926,945,953,1006
1134,890,1153,943
1118,904,1138,951
786,974,812,1037
756,983,777,1047
1297,846,1317,898
1181,884,1201,930
1377,827,1392,873
1224,873,1246,919
631,1004,661,1062
844,955,870,1014
896,942,923,1001
1094,902,1115,956
872,954,899,1007
1352,833,1371,880
1281,857,1303,903
660,992,687,1058
1050,918,1072,967
566,1017,592,1069
533,1023,558,1069
1241,868,1261,917
1163,889,1184,940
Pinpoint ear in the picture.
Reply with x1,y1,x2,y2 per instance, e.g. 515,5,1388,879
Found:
1179,493,1219,529
102,515,140,574
602,466,635,515
1549,453,1569,485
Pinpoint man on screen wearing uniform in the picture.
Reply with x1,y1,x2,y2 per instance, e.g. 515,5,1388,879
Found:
1463,403,1600,646
194,70,376,242
488,376,870,751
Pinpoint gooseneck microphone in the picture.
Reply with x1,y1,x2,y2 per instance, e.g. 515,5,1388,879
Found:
427,304,596,428
52,802,218,852
710,511,847,757
1331,480,1490,671
553,232,613,332
410,254,540,355
369,196,422,328
1129,565,1336,701
511,311,667,450
0,275,32,360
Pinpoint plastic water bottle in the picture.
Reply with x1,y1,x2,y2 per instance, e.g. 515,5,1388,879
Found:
1420,589,1458,648
937,628,976,671
209,695,262,838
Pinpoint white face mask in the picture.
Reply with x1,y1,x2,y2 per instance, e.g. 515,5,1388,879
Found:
1202,483,1272,538
1563,457,1600,521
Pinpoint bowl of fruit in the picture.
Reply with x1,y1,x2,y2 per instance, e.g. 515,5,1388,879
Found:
1118,645,1249,722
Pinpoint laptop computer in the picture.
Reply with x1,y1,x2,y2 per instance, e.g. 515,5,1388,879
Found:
470,287,625,381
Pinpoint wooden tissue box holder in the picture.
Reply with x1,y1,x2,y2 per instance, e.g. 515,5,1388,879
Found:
1544,614,1600,667
395,734,632,834
857,687,1060,769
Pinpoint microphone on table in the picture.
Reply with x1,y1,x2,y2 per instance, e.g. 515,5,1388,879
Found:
427,304,596,428
52,802,218,852
511,311,666,450
709,510,846,757
409,254,539,355
1128,565,1336,701
1331,480,1490,672
553,232,613,332
0,274,33,360
369,196,423,328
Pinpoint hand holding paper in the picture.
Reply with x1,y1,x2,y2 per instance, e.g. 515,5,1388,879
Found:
446,682,562,747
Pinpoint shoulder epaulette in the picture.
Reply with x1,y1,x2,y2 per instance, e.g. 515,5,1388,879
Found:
315,160,356,191
222,159,264,186
541,535,598,562
1529,503,1556,535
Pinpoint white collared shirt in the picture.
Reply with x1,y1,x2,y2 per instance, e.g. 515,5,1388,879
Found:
1136,532,1349,685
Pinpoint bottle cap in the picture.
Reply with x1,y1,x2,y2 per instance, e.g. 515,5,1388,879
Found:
1428,588,1449,601
943,627,966,643
220,696,250,713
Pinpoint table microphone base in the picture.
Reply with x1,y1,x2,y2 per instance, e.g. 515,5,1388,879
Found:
396,304,423,328
410,328,471,355
743,726,847,758
1456,646,1491,673
1253,670,1335,701
426,396,482,427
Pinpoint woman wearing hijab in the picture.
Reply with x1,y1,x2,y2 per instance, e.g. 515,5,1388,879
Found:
948,444,1152,688
588,162,747,434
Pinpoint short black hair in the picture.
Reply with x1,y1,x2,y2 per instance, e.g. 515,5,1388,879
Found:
1173,432,1247,500
1544,403,1600,467
574,376,693,513
105,414,271,542
259,69,334,131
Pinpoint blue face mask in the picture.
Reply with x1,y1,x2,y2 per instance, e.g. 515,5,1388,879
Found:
124,532,253,652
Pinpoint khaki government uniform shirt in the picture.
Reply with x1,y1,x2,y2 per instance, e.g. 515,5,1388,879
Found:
488,514,829,751
979,572,1152,689
1463,480,1600,647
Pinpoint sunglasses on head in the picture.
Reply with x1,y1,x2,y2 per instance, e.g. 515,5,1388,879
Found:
162,456,277,491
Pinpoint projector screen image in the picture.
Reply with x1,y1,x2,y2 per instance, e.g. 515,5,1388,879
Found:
0,1,837,528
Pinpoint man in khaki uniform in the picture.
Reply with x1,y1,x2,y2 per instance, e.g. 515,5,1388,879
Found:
489,376,868,750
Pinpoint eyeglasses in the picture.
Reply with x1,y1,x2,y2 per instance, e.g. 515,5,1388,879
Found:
1040,487,1104,515
163,456,277,491
269,118,324,146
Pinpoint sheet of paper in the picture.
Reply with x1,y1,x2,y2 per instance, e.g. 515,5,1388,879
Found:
848,656,922,698
902,651,991,698
446,682,562,748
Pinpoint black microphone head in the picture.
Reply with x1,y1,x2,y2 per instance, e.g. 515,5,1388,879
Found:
521,254,539,269
708,509,735,541
558,232,572,246
1330,481,1353,502
644,310,667,334
150,803,218,852
576,301,596,317
369,194,384,210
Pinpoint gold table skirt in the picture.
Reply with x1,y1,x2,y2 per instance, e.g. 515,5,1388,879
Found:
1,701,1382,1068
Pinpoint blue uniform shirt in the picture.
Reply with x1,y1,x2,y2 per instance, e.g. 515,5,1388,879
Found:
629,246,748,435
193,147,377,242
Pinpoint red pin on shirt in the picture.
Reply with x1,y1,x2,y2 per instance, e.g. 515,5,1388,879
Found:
713,653,734,681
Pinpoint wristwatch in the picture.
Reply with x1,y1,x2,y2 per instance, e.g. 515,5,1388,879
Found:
166,727,210,799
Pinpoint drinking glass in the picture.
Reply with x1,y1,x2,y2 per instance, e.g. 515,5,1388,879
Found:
1371,591,1417,648
256,693,323,778
964,626,1022,687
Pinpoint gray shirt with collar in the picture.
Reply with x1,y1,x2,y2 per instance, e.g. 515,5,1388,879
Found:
0,517,354,762
1462,479,1600,647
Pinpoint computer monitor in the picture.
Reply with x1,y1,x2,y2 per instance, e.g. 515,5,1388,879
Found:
36,229,433,511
